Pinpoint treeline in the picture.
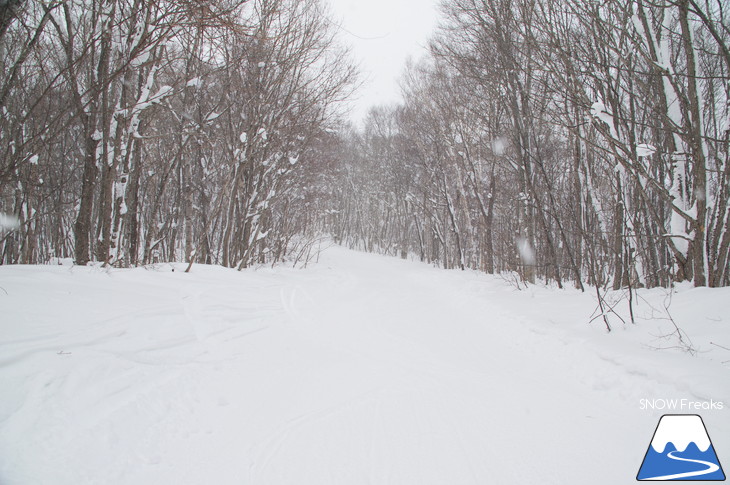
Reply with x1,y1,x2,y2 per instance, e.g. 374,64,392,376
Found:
0,0,354,268
328,0,730,288
2,0,729,290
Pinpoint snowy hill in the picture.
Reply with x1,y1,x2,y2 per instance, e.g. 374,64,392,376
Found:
1,247,728,484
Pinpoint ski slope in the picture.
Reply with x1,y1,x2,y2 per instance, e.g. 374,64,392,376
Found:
1,246,728,484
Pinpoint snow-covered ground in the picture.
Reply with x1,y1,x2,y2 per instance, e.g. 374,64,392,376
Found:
1,246,728,484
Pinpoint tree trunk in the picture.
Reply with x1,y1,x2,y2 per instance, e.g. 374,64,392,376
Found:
74,130,100,266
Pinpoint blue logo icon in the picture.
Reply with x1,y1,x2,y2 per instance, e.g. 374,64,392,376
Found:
637,414,725,481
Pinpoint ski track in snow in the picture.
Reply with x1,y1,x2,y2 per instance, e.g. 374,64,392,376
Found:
0,247,728,484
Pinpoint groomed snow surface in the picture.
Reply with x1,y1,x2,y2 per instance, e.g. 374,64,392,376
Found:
1,246,728,484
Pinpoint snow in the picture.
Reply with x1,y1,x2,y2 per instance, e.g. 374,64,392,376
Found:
150,85,173,104
0,247,728,484
130,49,151,68
0,212,20,230
492,137,506,156
636,144,657,157
186,77,202,88
516,236,536,265
590,101,619,139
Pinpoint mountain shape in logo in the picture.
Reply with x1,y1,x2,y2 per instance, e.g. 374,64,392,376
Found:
637,414,725,481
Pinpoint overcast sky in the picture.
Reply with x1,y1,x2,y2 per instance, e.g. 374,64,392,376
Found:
327,0,440,125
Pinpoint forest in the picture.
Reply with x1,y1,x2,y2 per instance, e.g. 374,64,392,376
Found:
1,0,729,289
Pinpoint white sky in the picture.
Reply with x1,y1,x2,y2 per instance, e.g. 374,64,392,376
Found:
327,0,440,125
